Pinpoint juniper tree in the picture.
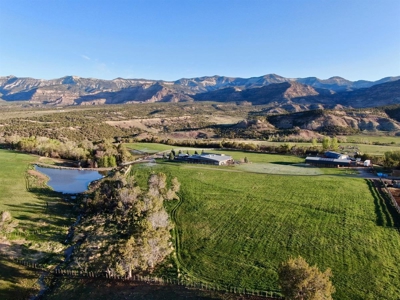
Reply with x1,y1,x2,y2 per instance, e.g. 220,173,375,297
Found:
278,256,335,300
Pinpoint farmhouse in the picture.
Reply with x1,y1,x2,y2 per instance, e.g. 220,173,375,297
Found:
186,153,234,165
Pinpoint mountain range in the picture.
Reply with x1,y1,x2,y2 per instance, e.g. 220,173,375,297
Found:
0,74,399,111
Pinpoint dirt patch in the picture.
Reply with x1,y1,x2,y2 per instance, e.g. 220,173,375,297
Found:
106,116,193,133
207,115,243,125
0,237,24,258
28,170,48,183
388,187,400,206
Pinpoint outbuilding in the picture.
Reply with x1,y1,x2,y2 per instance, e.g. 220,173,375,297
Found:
324,151,349,160
187,153,234,165
305,156,355,167
364,160,371,167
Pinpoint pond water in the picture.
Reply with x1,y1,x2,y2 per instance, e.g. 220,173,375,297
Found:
35,166,103,194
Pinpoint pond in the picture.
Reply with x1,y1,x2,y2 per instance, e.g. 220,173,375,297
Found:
35,166,103,194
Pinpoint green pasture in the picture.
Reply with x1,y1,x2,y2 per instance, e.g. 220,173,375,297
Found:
341,134,400,145
126,139,400,157
236,163,323,175
132,159,400,300
255,140,400,155
0,150,72,232
125,142,206,153
0,150,75,298
0,257,40,299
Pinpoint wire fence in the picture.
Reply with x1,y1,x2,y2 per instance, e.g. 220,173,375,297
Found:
380,179,400,214
2,256,283,299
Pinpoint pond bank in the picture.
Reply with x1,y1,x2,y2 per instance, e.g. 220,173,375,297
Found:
35,162,113,172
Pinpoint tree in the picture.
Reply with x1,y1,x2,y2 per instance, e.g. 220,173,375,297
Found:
278,256,335,300
120,237,139,278
322,137,330,151
102,155,109,168
311,138,317,148
384,151,400,169
117,143,131,163
168,152,175,160
330,137,338,152
108,155,117,167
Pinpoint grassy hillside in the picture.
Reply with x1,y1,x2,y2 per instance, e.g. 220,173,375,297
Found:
132,158,400,300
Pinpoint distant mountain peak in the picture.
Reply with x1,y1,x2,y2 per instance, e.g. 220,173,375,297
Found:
61,75,80,84
0,74,398,108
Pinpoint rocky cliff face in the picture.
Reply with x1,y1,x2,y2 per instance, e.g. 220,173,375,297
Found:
267,109,400,132
0,74,398,108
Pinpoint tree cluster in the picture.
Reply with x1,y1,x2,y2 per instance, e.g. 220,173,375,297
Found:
0,135,131,168
383,151,400,169
72,171,180,277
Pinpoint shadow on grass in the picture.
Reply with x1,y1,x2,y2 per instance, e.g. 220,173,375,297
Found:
269,162,298,166
45,278,260,300
5,186,76,244
0,258,40,300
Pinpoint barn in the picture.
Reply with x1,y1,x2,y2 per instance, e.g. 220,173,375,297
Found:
305,156,355,167
187,153,234,165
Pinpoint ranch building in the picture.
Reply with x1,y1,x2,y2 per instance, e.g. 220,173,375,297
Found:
305,156,356,168
324,151,349,160
178,153,234,165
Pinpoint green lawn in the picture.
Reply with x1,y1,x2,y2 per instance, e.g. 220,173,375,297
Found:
132,157,400,300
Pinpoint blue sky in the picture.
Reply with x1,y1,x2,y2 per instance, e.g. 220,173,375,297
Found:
0,0,399,81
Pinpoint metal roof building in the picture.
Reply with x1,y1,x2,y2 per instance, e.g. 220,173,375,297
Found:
305,156,355,167
187,153,234,165
324,151,349,160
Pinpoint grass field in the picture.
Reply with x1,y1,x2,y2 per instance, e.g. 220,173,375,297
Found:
126,138,400,157
132,157,400,300
125,142,207,153
340,134,400,145
0,150,73,235
256,140,400,155
0,257,41,300
2,147,400,299
0,150,76,299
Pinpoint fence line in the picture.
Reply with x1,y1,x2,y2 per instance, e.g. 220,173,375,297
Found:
2,256,282,299
380,179,400,214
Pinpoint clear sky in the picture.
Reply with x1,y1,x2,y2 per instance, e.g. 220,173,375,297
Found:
0,0,399,81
